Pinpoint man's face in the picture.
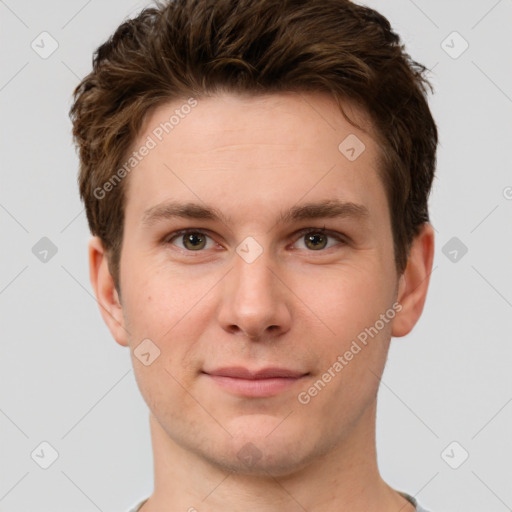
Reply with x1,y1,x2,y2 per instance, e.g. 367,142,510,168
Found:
116,92,400,475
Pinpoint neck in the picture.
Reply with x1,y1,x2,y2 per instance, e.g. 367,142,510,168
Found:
141,399,414,512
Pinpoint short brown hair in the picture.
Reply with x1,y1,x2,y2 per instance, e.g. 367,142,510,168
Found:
70,0,437,290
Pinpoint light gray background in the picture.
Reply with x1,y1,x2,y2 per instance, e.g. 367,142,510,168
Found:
1,0,511,511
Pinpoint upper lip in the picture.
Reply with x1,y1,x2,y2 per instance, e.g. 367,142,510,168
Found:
203,367,308,379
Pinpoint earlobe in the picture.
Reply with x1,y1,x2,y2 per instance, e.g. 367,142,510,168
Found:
391,223,435,338
88,237,129,347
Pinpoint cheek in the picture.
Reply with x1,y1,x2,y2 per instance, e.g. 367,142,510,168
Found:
296,262,395,343
294,261,396,405
125,282,205,421
121,255,209,334
121,263,219,382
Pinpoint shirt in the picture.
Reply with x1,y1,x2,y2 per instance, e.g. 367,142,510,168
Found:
128,491,431,511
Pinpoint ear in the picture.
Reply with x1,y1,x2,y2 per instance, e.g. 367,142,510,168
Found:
392,223,435,338
88,237,129,347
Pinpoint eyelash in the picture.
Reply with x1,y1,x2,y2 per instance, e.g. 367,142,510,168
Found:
164,227,347,252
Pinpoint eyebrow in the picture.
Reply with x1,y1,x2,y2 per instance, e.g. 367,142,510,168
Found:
142,201,229,226
278,200,369,224
141,199,369,227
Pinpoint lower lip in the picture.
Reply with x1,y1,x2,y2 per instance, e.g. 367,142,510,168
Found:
205,374,307,397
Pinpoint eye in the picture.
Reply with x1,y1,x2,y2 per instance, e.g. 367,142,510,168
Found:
164,228,345,253
293,228,345,251
167,230,215,251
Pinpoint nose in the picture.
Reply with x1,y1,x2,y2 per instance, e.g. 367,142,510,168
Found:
217,250,292,340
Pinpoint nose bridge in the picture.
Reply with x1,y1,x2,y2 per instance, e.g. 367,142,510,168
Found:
234,250,274,301
233,244,279,309
218,245,290,338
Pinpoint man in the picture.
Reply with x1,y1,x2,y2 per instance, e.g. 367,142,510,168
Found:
69,0,437,510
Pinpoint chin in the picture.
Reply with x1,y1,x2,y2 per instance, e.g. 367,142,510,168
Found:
200,427,318,478
210,447,313,478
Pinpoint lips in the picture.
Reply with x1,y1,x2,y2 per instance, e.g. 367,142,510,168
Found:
203,366,308,379
202,367,309,397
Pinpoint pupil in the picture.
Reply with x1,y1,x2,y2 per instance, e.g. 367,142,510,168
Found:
184,232,205,249
306,233,327,250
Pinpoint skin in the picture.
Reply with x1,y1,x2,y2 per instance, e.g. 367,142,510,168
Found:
89,91,434,512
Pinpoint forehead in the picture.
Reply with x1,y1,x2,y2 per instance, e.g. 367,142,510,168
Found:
123,91,388,224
